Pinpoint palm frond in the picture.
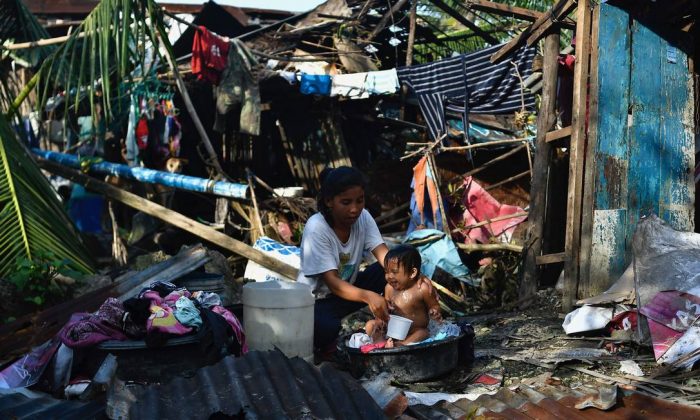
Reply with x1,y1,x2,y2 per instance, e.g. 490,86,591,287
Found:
0,113,94,277
19,0,174,124
1,0,54,113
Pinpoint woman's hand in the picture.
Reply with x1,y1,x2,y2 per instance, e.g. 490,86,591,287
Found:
364,291,389,322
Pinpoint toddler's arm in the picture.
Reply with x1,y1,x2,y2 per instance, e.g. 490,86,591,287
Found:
421,277,443,322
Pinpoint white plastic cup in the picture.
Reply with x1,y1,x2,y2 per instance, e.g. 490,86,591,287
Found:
386,314,413,340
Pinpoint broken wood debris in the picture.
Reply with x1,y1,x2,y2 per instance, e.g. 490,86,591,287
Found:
38,160,299,280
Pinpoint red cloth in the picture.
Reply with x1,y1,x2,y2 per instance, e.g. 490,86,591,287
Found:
360,341,387,353
135,117,149,150
458,176,527,244
191,26,229,84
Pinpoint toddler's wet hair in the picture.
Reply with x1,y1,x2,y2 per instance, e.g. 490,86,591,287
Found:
384,244,421,278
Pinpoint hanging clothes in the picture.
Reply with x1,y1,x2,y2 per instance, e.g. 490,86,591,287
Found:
408,155,443,234
191,25,230,84
364,69,400,96
125,95,139,166
214,39,261,136
331,72,369,98
397,44,536,141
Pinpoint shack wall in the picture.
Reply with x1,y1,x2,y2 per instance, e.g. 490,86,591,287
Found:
580,2,695,297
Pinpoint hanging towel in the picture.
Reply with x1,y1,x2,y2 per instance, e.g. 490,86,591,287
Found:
364,69,400,95
397,44,535,140
331,72,369,98
300,74,332,96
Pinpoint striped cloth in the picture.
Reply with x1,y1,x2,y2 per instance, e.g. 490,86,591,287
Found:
397,43,536,140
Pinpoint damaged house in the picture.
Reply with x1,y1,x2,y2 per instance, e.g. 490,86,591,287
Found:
1,0,700,418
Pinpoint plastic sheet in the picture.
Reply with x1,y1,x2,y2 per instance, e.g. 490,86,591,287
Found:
632,215,700,307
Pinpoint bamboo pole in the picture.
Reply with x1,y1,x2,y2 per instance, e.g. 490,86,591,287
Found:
2,32,86,50
455,212,528,232
457,243,523,253
484,170,530,191
39,160,299,280
431,280,466,305
463,144,526,178
440,138,533,151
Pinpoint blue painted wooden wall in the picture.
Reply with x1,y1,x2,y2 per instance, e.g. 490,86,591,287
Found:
582,2,694,296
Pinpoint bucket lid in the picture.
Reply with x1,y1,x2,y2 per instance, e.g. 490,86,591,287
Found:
243,280,314,308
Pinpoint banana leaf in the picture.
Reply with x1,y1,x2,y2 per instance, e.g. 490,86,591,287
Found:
0,113,94,277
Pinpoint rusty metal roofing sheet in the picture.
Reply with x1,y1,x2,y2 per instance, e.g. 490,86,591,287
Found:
407,383,700,419
0,391,104,419
127,350,384,419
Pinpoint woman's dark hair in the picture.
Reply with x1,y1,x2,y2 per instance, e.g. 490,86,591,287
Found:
317,166,366,222
384,245,422,279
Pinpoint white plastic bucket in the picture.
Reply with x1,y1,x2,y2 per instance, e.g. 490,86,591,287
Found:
243,281,314,359
386,314,413,340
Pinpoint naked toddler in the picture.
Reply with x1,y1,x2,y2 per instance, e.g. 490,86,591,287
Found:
365,245,441,346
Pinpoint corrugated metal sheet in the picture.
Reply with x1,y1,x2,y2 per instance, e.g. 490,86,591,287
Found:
407,382,700,419
125,350,384,419
0,391,104,419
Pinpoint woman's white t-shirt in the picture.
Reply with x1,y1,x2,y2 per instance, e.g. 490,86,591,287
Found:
297,209,384,297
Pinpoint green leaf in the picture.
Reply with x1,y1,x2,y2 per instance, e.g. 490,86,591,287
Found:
26,296,44,306
0,114,95,277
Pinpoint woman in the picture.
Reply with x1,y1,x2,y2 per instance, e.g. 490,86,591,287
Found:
297,166,390,352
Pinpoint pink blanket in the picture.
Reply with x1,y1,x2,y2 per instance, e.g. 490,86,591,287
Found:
459,176,527,244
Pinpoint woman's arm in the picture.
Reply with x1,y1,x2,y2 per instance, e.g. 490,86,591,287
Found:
321,269,389,321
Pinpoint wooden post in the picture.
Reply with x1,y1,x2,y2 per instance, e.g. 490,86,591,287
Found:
519,31,560,308
406,0,418,66
563,0,593,312
246,169,265,243
39,160,299,280
577,4,600,302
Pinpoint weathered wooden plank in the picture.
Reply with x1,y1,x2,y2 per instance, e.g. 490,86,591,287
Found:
580,3,630,299
544,126,572,143
563,0,592,311
577,4,600,295
536,252,567,265
465,0,544,21
519,32,560,307
589,209,627,291
627,19,664,249
657,41,694,232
